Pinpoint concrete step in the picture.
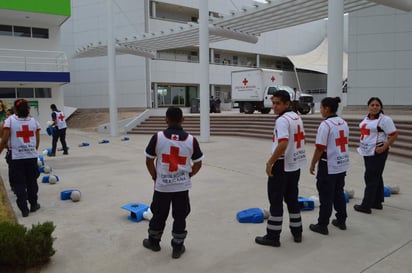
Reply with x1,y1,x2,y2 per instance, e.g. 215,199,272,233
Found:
129,115,412,160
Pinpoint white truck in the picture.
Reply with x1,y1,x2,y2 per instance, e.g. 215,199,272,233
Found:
231,69,314,114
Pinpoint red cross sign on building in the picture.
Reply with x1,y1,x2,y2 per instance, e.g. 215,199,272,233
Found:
58,113,65,121
242,78,248,86
360,124,370,140
270,76,276,82
16,125,34,143
294,125,305,149
335,130,348,152
162,146,187,172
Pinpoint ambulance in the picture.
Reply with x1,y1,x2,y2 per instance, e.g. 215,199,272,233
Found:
231,68,314,114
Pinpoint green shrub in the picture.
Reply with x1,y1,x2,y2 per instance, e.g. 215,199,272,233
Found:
0,221,56,267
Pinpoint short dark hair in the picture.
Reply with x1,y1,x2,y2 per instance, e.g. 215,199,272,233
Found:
321,97,341,113
272,90,291,103
50,104,57,111
166,106,183,124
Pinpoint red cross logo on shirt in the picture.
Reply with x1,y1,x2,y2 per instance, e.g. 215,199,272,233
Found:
270,76,276,82
162,146,187,172
16,125,34,143
294,125,305,149
360,124,370,140
335,130,348,152
58,113,65,121
242,78,248,86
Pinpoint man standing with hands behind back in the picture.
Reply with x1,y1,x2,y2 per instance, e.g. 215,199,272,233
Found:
143,106,203,259
255,90,307,247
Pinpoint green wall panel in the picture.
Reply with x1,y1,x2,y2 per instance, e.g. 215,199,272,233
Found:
0,0,71,16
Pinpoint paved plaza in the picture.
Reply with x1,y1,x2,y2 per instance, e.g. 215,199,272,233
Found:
1,126,412,273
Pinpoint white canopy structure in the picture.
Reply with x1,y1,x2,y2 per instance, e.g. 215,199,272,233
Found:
74,0,377,59
288,38,348,80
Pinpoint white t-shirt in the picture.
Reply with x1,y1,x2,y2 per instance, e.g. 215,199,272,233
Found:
272,111,307,172
53,110,67,129
154,132,194,192
357,114,397,156
315,116,350,174
4,115,40,160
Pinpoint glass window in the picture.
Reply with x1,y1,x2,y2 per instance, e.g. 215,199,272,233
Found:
32,28,49,39
267,87,278,95
17,88,34,98
0,88,16,98
13,26,31,37
35,88,52,98
0,24,13,36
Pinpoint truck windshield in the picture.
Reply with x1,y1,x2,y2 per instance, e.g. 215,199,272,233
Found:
267,87,278,95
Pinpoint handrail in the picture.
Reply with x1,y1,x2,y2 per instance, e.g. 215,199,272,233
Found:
0,48,69,72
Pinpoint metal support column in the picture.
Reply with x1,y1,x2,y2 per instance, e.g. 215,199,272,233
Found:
199,0,210,142
107,0,118,136
327,0,344,115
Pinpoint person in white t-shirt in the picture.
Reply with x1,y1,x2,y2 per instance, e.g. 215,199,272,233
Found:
49,104,68,156
309,97,349,235
0,99,41,217
255,90,306,247
143,106,203,259
354,97,397,214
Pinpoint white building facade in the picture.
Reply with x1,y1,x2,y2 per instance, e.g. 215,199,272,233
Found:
61,0,412,110
0,1,71,131
62,0,328,110
347,5,412,107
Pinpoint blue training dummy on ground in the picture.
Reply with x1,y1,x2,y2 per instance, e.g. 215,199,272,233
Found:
236,208,264,223
121,203,150,222
383,186,391,197
298,197,315,211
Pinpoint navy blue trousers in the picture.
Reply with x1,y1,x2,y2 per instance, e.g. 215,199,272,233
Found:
316,160,347,226
9,158,40,213
266,159,302,240
149,190,190,241
361,150,388,208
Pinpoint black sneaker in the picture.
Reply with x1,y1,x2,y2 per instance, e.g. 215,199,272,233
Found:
255,235,280,247
309,224,328,235
48,153,56,157
22,210,29,217
30,203,40,212
331,219,346,230
293,235,302,243
372,204,383,210
142,238,161,252
172,245,186,259
354,204,371,214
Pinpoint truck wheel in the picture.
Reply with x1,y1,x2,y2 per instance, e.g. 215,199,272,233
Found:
298,105,311,115
239,103,244,113
244,102,254,114
260,108,271,114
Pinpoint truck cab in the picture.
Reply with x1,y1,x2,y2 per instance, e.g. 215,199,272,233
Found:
262,85,314,115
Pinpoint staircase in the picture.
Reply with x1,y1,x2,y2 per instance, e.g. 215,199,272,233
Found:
128,114,412,160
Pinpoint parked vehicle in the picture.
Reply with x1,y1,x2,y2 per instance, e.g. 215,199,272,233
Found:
231,69,314,114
